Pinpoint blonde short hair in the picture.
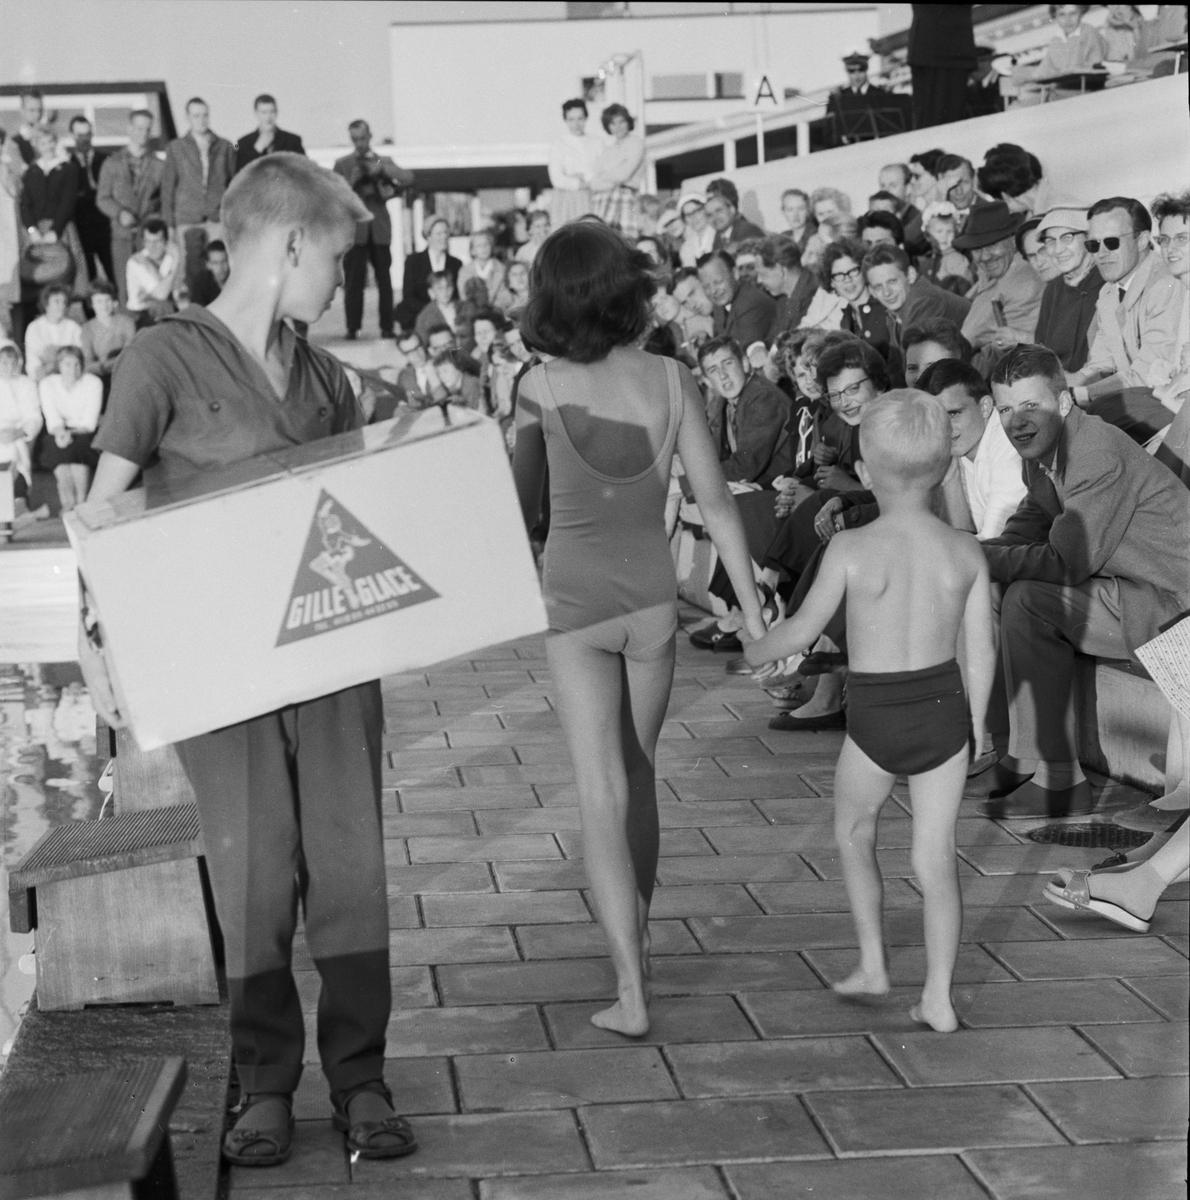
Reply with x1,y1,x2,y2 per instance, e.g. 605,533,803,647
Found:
859,389,951,486
220,153,369,249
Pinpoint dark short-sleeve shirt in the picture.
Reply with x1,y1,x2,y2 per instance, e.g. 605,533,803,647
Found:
94,305,362,491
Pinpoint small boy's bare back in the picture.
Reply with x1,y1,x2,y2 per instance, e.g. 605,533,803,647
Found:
836,510,984,675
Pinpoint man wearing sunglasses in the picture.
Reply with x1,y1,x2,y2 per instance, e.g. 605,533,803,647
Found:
1066,196,1181,443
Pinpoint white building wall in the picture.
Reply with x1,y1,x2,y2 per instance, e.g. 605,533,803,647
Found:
388,7,880,153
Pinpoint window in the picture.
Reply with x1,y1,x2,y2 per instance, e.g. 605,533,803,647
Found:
714,73,744,99
652,74,709,100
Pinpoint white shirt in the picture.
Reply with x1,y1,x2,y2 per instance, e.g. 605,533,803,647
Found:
438,300,458,331
38,372,103,435
959,415,1028,540
0,374,42,469
126,249,178,312
679,224,716,269
548,130,600,191
24,316,82,383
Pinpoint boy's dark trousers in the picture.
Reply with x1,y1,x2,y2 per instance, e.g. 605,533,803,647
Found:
177,680,390,1096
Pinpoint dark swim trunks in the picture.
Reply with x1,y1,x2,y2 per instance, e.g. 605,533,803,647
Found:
845,658,970,776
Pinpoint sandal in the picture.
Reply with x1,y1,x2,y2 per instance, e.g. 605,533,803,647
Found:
331,1081,417,1160
1043,868,1151,933
222,1095,295,1167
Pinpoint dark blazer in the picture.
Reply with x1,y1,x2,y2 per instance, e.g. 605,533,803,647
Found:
71,147,110,222
1034,267,1103,372
898,274,971,332
908,4,977,69
766,270,818,345
234,128,305,173
983,405,1190,655
714,213,765,253
707,374,793,488
396,251,462,329
332,152,414,245
19,159,80,236
712,279,778,351
96,148,164,240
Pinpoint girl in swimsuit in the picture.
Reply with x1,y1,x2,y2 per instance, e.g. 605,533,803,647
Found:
514,223,766,1036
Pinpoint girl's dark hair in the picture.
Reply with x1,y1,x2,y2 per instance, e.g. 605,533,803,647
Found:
1152,190,1190,223
521,222,655,363
816,336,889,395
39,283,71,311
601,103,635,134
817,238,868,291
978,143,1043,199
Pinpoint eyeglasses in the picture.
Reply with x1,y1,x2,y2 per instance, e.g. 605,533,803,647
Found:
1085,232,1137,253
1041,231,1083,249
1155,232,1190,250
830,266,862,284
825,377,870,404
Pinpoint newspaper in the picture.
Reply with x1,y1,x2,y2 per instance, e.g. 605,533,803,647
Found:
1136,617,1190,721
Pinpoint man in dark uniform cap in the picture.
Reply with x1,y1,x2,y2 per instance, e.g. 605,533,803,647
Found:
826,51,895,145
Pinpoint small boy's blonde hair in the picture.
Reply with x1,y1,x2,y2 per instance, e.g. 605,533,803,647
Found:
220,153,369,250
860,389,951,486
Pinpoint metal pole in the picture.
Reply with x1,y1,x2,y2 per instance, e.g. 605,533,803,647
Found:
756,112,765,165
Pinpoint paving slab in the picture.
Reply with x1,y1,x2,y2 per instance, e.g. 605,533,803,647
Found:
581,1096,830,1167
963,1141,1187,1199
292,1058,456,1120
456,1047,679,1110
986,936,1188,980
646,883,764,918
517,919,700,960
648,952,823,995
389,926,519,965
350,1111,588,1180
437,958,616,1006
296,966,435,1011
802,847,980,878
387,862,496,895
654,852,818,885
238,1183,471,1200
384,1005,550,1058
228,1120,348,1189
545,994,758,1049
726,1156,988,1199
481,1169,728,1199
740,987,934,1038
492,858,591,891
399,785,540,811
1077,1020,1190,1076
1027,1076,1189,1142
555,827,715,859
422,890,590,926
955,978,1167,1027
409,834,562,862
872,1026,1120,1086
803,944,1016,987
665,774,819,800
383,812,480,838
1121,973,1189,1019
667,1035,900,1097
386,894,423,927
751,878,921,914
805,1083,1064,1155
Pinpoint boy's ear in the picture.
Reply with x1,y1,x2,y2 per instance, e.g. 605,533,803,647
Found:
856,459,873,490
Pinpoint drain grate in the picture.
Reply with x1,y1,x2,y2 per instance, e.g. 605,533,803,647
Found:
1027,822,1151,849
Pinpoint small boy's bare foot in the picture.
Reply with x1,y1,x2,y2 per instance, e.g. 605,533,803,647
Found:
591,991,649,1037
832,966,890,999
909,999,959,1033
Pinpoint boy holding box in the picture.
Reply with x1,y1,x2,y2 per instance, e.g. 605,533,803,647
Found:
80,154,416,1165
746,390,996,1032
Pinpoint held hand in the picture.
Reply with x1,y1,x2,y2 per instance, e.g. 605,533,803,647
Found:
77,619,126,729
118,210,136,229
750,660,783,682
812,442,838,466
54,430,73,449
813,497,844,542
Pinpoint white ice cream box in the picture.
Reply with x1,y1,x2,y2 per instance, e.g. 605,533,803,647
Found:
65,407,546,749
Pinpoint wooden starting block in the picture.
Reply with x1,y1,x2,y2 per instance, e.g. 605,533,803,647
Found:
8,805,219,1012
0,1057,187,1200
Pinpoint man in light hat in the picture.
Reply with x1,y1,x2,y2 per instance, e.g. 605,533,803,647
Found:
826,50,894,145
957,199,1044,374
1032,206,1102,372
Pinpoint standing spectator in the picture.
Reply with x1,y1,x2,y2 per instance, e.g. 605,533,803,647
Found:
705,179,765,253
1067,196,1182,442
162,97,237,289
956,201,1044,372
516,211,552,266
12,89,45,167
547,99,599,228
862,243,971,339
678,196,715,268
334,120,413,341
125,218,179,327
908,4,978,129
18,126,90,299
38,344,101,512
80,280,136,383
24,284,82,382
1033,207,1103,372
698,251,777,354
826,51,896,143
96,110,164,307
190,239,230,307
68,117,114,286
457,229,505,307
234,94,305,172
780,189,815,254
395,217,461,334
589,104,645,239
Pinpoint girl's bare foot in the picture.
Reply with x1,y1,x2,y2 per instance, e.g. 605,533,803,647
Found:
640,925,652,980
832,965,890,998
591,987,650,1037
910,997,959,1033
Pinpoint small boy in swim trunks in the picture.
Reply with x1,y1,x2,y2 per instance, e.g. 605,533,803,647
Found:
746,389,996,1032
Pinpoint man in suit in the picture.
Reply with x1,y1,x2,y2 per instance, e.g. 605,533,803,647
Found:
981,344,1190,819
333,119,413,340
697,250,777,355
1067,196,1183,445
68,116,114,286
96,110,165,307
908,4,978,129
826,51,895,144
705,179,764,252
395,218,461,335
862,242,971,342
162,97,237,289
234,94,305,173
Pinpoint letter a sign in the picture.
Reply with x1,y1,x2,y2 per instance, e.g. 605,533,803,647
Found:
750,74,781,110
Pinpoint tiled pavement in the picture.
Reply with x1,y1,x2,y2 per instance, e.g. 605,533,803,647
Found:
236,612,1189,1200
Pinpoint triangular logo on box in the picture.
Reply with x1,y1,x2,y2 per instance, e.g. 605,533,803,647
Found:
276,490,438,646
